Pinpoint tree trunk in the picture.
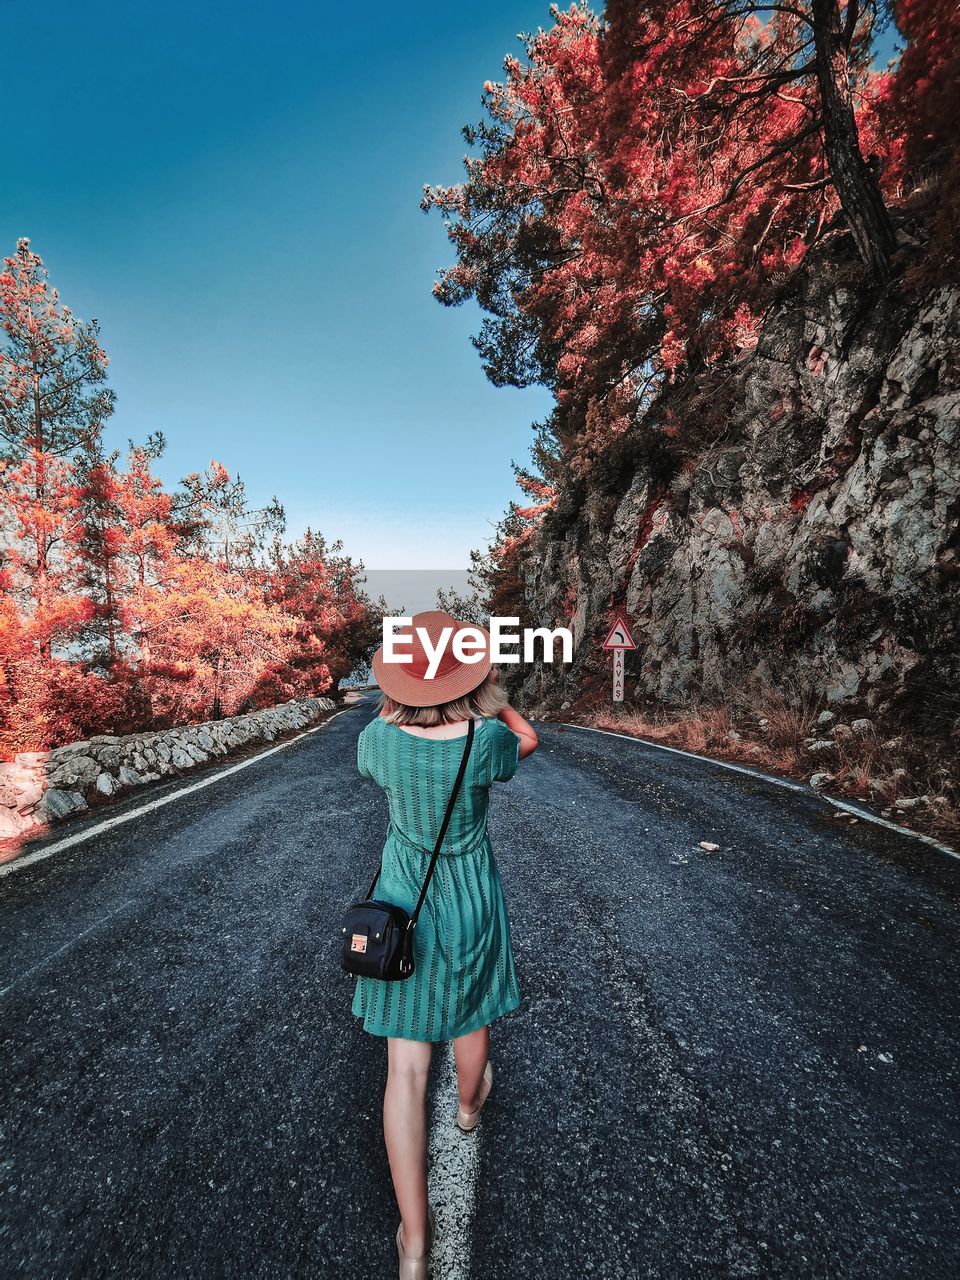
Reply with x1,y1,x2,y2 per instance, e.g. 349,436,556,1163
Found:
811,0,897,280
211,653,223,721
104,547,117,664
33,440,52,662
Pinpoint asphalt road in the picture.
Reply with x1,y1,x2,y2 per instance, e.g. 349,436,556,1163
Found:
2,697,959,1279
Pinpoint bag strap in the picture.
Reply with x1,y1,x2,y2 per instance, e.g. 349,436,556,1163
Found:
364,717,476,911
408,716,475,926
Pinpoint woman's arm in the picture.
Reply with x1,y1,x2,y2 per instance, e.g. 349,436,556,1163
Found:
498,703,538,759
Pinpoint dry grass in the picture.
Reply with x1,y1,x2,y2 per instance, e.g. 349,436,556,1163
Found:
562,678,960,848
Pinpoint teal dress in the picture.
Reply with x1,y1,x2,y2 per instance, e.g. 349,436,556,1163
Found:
351,714,523,1041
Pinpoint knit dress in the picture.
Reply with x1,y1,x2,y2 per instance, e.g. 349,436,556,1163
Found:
351,714,522,1042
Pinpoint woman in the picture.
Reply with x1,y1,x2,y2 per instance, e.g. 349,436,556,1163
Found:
352,610,538,1279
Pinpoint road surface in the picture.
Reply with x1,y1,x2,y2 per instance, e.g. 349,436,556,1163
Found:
2,696,958,1278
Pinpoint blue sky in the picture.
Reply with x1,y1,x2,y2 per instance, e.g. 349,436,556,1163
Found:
2,1,556,571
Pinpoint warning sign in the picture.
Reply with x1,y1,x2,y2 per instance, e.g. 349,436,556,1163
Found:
601,614,636,702
601,615,637,651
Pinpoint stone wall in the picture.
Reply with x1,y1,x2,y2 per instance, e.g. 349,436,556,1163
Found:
0,696,337,841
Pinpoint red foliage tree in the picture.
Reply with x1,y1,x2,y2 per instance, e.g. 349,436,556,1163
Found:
888,0,960,177
0,238,114,660
261,529,379,703
135,553,294,726
0,237,115,460
885,0,960,276
0,449,91,658
75,439,128,664
0,240,379,754
423,1,898,438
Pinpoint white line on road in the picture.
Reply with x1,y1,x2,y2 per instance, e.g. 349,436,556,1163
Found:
428,1044,481,1280
561,721,960,863
0,708,352,881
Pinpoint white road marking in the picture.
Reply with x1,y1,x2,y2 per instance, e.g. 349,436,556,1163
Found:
562,721,960,863
0,709,352,880
428,1044,482,1280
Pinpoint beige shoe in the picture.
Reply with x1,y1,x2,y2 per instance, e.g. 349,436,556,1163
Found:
396,1204,435,1279
456,1060,493,1133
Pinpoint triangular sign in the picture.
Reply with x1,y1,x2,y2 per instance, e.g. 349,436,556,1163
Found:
601,614,637,650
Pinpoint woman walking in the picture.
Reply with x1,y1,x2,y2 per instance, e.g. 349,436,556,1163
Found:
351,610,538,1278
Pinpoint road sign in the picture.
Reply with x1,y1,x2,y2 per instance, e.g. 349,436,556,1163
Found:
601,615,637,651
601,614,636,702
611,648,625,701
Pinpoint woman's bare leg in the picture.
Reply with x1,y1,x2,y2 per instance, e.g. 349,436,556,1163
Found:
452,1024,490,1113
384,1037,433,1256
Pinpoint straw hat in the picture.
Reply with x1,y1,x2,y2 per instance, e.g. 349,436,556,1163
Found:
372,609,492,707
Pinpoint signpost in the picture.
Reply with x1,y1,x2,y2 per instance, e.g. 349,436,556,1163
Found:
601,614,637,703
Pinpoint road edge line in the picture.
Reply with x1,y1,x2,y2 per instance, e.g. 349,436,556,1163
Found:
556,721,960,864
0,708,353,881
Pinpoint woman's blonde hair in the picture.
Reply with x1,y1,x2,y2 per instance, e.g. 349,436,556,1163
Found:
378,666,509,727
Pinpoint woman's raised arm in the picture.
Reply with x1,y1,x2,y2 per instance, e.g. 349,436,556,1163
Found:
497,703,539,759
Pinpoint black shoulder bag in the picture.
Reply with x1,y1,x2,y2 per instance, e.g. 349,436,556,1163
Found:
340,718,475,981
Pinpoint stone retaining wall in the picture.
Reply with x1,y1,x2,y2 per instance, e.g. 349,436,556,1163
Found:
0,696,337,840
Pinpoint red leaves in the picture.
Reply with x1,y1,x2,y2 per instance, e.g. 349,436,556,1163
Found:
263,528,377,701
889,0,960,175
0,244,380,755
0,436,380,753
424,0,928,482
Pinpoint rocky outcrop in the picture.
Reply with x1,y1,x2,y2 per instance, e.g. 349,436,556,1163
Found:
510,249,959,757
0,696,336,843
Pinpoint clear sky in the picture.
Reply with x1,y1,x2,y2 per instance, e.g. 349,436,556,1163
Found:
2,1,556,571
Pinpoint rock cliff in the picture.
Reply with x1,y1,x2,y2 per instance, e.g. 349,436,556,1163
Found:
510,243,959,764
